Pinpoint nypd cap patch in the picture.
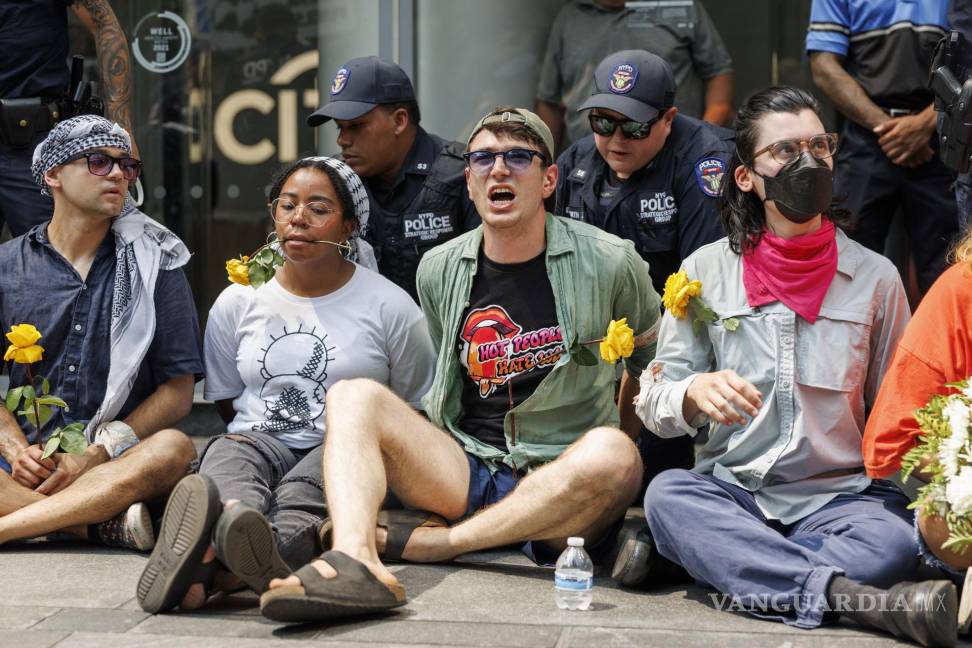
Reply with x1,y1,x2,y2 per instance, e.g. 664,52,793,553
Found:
695,157,726,197
331,67,350,95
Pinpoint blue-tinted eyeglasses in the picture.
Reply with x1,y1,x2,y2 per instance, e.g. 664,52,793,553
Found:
462,148,547,175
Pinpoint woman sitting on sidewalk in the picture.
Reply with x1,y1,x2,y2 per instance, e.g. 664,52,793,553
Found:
635,86,958,647
136,156,436,613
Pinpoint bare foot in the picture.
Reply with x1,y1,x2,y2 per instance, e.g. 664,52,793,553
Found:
376,522,455,563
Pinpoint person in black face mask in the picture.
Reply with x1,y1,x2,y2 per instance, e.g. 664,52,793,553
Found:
627,86,959,647
747,138,835,223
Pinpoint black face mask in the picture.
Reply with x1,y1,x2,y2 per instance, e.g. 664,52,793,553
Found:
753,151,833,224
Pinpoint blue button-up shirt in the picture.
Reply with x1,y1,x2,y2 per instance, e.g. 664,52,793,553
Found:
635,231,910,523
0,224,204,442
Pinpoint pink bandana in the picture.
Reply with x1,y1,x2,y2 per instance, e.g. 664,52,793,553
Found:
742,220,838,323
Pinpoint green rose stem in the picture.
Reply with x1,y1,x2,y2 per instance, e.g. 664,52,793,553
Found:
24,364,43,450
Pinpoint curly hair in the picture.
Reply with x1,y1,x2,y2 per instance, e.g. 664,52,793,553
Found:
718,86,852,255
267,158,358,227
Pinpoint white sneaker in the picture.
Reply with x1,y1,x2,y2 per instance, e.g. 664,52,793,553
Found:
96,502,155,551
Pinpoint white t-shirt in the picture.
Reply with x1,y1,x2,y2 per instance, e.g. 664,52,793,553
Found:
204,265,436,450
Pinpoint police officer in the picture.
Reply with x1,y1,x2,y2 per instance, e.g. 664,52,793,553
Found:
808,0,958,292
307,57,479,301
0,0,137,237
555,50,734,298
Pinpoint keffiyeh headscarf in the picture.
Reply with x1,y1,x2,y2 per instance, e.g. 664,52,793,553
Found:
31,115,132,196
300,156,377,271
31,115,191,440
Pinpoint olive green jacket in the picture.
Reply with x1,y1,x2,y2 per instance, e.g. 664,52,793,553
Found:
416,213,661,473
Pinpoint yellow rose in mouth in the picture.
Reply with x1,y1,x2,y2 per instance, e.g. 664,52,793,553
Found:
599,318,635,364
662,271,702,319
226,256,251,286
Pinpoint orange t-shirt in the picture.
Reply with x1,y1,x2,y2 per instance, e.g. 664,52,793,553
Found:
863,262,972,478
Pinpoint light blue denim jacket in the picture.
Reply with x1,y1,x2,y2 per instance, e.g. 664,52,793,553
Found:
636,231,910,523
417,213,661,473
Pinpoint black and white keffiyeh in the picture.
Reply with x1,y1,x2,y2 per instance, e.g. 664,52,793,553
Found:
31,115,191,440
31,115,132,197
303,156,377,270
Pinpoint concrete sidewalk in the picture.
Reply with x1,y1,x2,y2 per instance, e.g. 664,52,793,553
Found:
1,538,959,648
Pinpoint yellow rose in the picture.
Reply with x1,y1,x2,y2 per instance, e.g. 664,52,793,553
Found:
226,256,251,286
662,271,702,319
600,318,635,364
6,323,42,348
4,343,43,364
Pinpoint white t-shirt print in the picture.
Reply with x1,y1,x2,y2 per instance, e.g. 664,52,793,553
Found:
204,265,436,450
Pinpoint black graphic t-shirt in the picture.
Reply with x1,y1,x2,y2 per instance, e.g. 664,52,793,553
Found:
456,250,564,451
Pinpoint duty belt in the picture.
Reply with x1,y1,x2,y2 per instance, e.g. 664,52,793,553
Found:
0,98,63,148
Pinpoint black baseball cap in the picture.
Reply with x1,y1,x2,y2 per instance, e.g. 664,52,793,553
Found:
576,50,676,123
307,56,415,126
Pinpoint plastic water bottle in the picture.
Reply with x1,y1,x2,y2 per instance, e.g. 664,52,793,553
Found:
554,537,593,610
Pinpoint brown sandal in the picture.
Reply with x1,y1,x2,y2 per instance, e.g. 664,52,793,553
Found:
259,550,406,623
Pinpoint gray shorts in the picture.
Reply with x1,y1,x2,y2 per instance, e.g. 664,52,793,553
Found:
196,430,325,569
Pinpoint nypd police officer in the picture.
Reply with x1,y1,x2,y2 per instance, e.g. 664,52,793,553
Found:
555,50,734,297
308,57,479,301
555,51,734,536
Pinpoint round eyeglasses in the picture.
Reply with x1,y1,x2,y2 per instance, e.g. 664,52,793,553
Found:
749,133,839,166
67,152,142,181
269,198,337,227
462,148,547,175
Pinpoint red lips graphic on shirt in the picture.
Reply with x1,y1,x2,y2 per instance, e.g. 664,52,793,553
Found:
459,305,565,398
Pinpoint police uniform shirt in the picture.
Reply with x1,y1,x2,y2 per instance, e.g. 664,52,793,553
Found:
0,0,72,99
554,113,734,296
361,126,480,302
807,0,948,110
537,0,733,147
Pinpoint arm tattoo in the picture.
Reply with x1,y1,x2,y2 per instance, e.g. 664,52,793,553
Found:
75,0,135,136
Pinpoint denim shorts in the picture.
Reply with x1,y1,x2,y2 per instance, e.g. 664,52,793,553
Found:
458,451,618,566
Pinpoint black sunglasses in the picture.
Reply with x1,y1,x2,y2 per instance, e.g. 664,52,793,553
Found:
588,113,660,140
462,148,547,175
67,152,142,181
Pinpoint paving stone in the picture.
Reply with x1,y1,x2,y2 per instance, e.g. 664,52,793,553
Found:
0,629,68,647
57,632,450,648
315,619,561,646
564,627,917,647
33,607,149,633
0,605,59,629
132,611,319,639
3,544,145,608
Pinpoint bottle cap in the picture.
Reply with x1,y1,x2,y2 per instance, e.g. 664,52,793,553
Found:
567,537,584,547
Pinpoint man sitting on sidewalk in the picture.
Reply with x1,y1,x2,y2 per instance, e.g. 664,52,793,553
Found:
0,115,201,550
256,106,661,622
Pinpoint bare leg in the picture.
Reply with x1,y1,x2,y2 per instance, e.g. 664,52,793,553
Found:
395,426,642,562
270,378,471,590
0,429,195,544
0,470,46,515
270,381,641,591
0,471,87,538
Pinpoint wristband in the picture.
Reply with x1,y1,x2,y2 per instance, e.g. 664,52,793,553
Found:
93,421,139,459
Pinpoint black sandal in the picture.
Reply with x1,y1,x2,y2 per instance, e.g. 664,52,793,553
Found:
260,550,406,623
136,474,222,613
213,505,291,594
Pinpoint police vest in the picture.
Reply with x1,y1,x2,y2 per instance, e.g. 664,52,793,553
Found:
367,136,467,300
